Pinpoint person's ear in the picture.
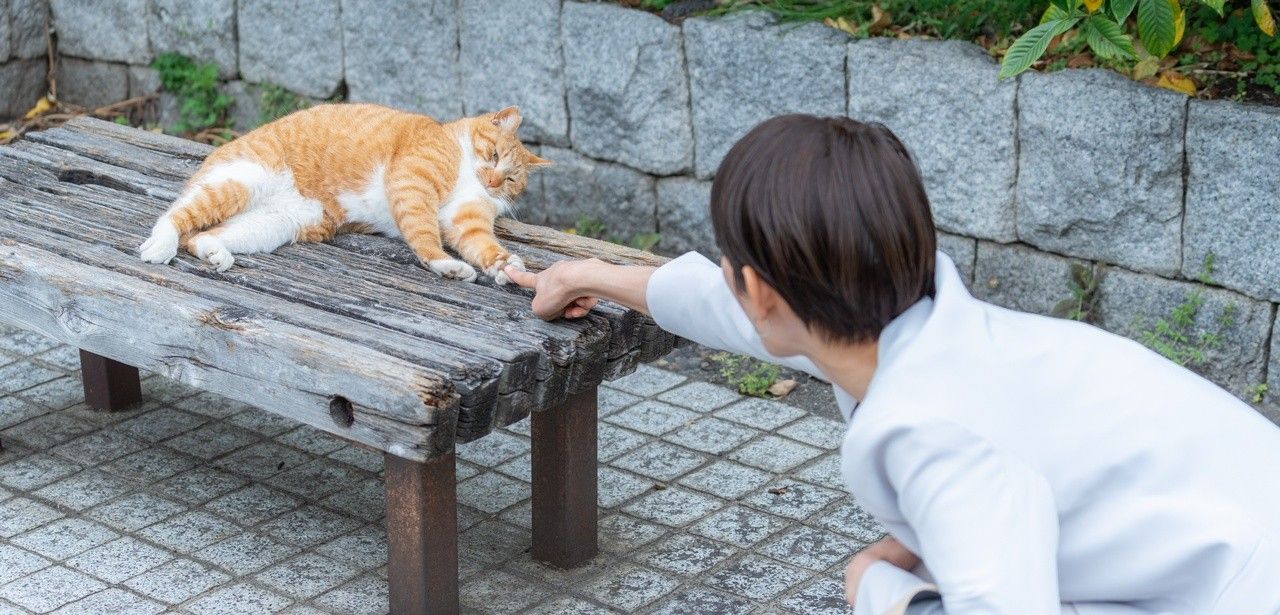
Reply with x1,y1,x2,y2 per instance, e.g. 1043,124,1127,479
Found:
739,265,779,325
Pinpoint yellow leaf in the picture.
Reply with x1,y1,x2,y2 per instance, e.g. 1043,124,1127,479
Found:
0,129,14,143
563,228,577,235
1172,0,1186,47
1255,0,1276,37
823,16,859,36
21,95,54,121
1156,71,1196,95
1085,0,1103,12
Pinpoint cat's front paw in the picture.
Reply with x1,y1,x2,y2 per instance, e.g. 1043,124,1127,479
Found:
488,254,525,286
428,258,478,282
139,221,180,265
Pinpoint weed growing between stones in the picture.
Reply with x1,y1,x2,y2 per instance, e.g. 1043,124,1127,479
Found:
1137,253,1240,367
1249,382,1269,403
569,216,662,252
1052,262,1104,322
259,84,312,125
152,52,232,136
711,352,781,397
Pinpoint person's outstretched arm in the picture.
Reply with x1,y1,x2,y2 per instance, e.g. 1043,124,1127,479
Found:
505,253,823,376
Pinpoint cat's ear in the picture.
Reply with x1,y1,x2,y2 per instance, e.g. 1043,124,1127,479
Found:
491,106,522,133
524,152,553,167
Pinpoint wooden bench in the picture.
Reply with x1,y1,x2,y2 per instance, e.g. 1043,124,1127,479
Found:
0,117,677,614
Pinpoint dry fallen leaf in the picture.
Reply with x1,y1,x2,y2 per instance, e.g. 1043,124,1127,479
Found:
1157,70,1197,96
1132,57,1162,80
1068,53,1095,69
823,16,859,37
868,5,891,36
768,486,789,496
768,379,798,398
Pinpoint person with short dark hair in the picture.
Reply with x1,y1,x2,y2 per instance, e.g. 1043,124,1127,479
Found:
506,115,1280,614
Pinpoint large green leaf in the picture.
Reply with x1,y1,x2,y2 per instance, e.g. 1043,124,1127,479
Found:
1198,0,1225,16
1083,14,1138,58
999,17,1082,79
1110,0,1139,21
1138,0,1178,57
1042,3,1072,23
1255,0,1277,36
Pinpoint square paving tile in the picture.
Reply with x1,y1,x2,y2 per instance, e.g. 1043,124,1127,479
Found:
266,458,366,498
460,569,548,614
809,500,886,544
458,519,529,565
33,346,80,372
605,400,699,436
11,517,119,560
320,479,385,523
597,466,654,509
656,381,742,411
758,525,863,571
622,486,723,527
610,442,708,483
580,563,680,611
31,469,134,510
326,445,383,473
705,554,812,601
524,595,618,615
155,467,248,505
0,330,60,356
195,532,302,576
649,586,756,615
136,511,239,553
778,577,854,615
315,525,388,571
139,376,200,404
86,492,185,532
0,360,62,395
50,430,150,466
17,377,85,411
495,451,532,483
117,407,208,442
793,453,844,490
205,484,303,527
0,565,106,612
678,460,773,500
690,505,789,548
0,544,49,586
598,514,667,554
164,421,261,460
226,409,298,436
663,416,760,455
274,426,346,456
65,537,173,584
0,396,49,430
313,574,389,615
597,423,649,462
606,364,687,396
729,435,823,473
212,441,313,481
598,387,642,416
49,587,166,615
777,415,847,450
458,471,530,514
174,392,256,419
0,453,82,490
123,558,230,605
100,447,198,483
183,582,293,615
744,480,845,520
255,552,359,600
258,505,362,548
715,398,806,430
457,430,528,467
3,412,98,448
637,533,737,576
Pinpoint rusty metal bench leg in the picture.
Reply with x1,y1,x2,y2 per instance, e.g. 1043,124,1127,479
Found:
531,387,599,568
386,452,458,615
79,350,141,410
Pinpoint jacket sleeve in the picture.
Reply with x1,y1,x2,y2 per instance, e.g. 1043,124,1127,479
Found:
645,252,825,378
855,418,1064,615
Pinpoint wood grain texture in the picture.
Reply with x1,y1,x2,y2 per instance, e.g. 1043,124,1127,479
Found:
0,117,679,454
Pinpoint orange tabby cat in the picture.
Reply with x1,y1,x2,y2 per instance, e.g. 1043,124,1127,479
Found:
138,103,549,284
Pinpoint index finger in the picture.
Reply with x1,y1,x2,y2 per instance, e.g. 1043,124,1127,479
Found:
504,265,537,289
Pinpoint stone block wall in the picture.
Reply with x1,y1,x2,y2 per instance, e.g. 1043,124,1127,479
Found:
0,0,49,119
26,1,1280,420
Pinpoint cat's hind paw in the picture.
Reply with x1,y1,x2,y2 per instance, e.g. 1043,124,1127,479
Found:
488,254,525,286
192,233,235,272
428,258,478,282
139,221,180,265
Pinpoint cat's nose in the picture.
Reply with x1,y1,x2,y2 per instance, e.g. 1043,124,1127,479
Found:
486,174,503,188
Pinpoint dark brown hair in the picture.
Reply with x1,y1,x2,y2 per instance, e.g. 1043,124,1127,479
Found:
710,114,936,344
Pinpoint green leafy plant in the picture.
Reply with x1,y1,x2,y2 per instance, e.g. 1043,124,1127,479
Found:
1249,382,1269,403
572,216,608,240
1051,262,1104,322
259,84,310,125
1000,0,1275,79
707,0,1044,40
151,52,232,134
570,216,661,252
1136,254,1235,367
626,232,662,252
711,352,781,397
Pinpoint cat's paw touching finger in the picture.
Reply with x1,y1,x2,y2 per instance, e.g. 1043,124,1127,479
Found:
489,254,525,286
428,258,478,282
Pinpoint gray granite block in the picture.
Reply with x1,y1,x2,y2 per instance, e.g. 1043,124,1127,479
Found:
51,0,149,63
342,0,462,120
238,0,343,98
148,0,236,77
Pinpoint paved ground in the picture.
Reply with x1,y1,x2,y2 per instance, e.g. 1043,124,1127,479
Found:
0,324,880,614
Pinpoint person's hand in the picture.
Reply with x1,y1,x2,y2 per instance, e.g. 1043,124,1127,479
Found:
504,259,602,320
844,536,921,605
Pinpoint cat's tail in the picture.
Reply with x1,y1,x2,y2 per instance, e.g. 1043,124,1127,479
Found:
139,176,251,265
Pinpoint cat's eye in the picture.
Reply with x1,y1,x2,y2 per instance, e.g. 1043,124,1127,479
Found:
505,177,514,183
491,152,499,164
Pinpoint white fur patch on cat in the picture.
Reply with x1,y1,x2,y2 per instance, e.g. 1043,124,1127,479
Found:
338,165,399,237
489,253,525,286
429,258,477,282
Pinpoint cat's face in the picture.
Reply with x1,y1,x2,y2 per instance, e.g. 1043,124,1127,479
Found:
471,107,551,201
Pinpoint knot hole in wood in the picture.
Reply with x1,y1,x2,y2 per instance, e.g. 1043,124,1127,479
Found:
329,395,355,427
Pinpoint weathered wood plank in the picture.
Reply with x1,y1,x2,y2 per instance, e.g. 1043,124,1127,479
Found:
0,238,456,460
